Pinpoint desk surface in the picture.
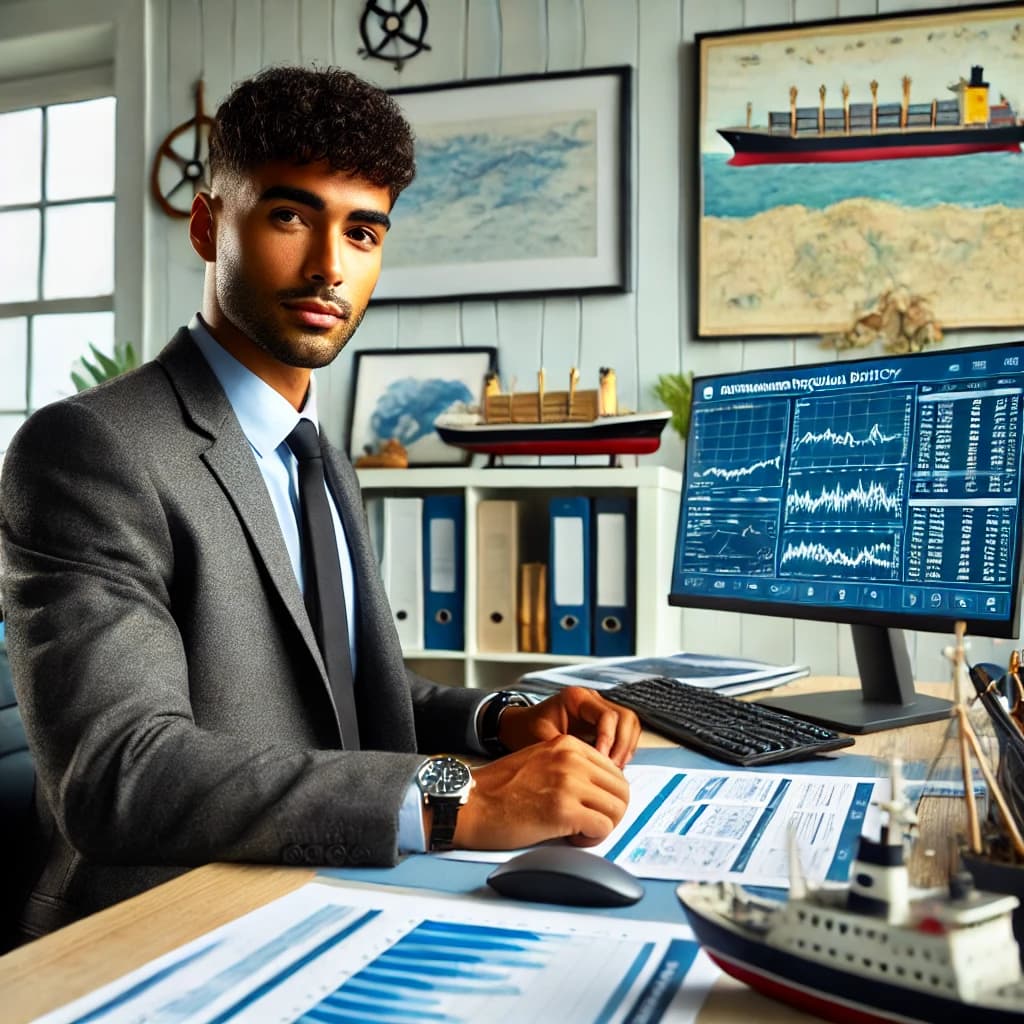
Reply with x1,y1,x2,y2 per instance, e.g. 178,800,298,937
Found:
1,676,965,1024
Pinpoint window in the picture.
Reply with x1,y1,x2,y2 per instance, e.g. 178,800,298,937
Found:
0,94,116,457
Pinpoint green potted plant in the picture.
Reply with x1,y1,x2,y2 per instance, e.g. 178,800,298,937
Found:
651,371,693,440
71,341,139,392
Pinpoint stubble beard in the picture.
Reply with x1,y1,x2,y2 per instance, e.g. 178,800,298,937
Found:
217,264,366,370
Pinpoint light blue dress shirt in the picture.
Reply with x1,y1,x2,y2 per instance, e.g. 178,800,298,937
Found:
187,316,431,850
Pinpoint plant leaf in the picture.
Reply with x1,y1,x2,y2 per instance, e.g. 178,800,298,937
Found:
80,355,105,385
90,344,121,379
70,370,91,393
119,341,139,370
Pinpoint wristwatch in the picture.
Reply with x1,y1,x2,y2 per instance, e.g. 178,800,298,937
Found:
479,691,533,757
416,754,474,852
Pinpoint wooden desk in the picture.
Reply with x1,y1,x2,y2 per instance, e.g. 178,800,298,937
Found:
0,676,964,1024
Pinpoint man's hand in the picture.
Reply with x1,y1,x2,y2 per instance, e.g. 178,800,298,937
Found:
453,734,630,850
497,686,641,768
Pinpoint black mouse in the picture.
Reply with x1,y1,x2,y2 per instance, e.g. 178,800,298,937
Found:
486,846,645,907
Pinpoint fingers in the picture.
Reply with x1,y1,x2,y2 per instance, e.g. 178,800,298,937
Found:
559,688,642,767
454,734,630,851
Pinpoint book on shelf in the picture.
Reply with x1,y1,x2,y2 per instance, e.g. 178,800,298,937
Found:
518,651,810,698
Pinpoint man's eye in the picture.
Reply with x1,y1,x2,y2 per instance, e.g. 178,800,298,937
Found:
271,209,300,224
348,227,380,247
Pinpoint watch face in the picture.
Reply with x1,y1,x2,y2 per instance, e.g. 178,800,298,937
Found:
418,755,472,796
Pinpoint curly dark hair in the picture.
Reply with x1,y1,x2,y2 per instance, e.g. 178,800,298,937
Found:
208,65,415,204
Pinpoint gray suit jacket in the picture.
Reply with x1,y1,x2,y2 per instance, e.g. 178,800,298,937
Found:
0,329,482,937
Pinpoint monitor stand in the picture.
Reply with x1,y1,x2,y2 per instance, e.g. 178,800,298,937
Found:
756,625,953,734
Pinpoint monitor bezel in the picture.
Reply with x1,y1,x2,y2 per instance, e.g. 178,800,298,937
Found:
669,338,1024,642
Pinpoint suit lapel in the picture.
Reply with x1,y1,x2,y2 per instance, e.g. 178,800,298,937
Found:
156,331,334,715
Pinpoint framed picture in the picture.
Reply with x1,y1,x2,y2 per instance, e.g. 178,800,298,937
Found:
695,3,1024,337
346,347,498,466
374,66,631,303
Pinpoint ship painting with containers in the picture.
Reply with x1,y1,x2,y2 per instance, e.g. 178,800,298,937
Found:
718,66,1024,164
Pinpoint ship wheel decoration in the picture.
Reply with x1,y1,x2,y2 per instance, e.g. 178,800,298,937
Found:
150,81,215,219
358,0,431,71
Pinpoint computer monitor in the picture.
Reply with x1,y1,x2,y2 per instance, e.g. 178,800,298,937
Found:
669,339,1024,733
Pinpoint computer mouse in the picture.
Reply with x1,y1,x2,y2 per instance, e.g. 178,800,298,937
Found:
486,845,645,908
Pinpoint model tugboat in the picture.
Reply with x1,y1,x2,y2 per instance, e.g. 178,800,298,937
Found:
433,367,671,462
677,758,1024,1023
719,66,1024,165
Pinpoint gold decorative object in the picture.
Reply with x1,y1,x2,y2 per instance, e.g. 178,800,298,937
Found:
354,438,409,468
822,285,943,354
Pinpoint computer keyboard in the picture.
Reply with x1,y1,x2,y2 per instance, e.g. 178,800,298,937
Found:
605,676,854,766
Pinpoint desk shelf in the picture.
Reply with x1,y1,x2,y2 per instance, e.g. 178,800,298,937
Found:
357,465,684,689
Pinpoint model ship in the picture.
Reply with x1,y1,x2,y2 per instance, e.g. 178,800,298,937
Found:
677,758,1024,1023
433,367,671,462
718,66,1024,165
961,657,1024,959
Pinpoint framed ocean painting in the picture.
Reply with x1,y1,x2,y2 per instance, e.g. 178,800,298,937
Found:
374,67,631,303
695,3,1024,337
346,347,497,466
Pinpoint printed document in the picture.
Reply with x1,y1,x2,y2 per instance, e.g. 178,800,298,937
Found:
35,881,719,1024
519,651,809,697
444,765,885,888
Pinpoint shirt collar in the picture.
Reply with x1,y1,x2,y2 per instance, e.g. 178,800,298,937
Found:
188,313,319,456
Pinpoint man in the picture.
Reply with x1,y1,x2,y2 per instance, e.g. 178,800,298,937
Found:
0,65,640,940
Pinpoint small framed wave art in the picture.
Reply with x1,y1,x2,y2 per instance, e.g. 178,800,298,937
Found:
346,347,497,466
695,3,1024,337
375,67,632,303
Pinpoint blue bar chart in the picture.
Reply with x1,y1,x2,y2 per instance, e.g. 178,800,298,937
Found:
39,882,716,1024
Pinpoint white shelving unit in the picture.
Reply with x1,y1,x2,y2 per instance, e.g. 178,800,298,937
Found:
357,465,685,690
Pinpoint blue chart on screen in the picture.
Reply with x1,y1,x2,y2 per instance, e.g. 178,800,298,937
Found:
674,343,1024,624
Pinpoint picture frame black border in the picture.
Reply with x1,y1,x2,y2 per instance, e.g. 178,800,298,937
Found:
373,65,633,305
345,345,499,467
692,1,1024,340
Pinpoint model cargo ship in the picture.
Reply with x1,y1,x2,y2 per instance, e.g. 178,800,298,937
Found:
718,65,1024,164
433,367,671,462
677,758,1024,1023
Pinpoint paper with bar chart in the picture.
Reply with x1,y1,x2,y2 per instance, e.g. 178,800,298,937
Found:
35,881,719,1024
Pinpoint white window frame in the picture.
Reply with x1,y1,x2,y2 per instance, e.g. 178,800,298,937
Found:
0,66,116,425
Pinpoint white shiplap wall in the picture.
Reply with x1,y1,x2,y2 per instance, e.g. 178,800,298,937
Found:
141,0,1020,682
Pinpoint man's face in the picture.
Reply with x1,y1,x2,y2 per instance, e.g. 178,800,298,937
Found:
205,160,392,369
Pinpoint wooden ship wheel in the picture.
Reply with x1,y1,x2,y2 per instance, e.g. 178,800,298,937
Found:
150,81,214,219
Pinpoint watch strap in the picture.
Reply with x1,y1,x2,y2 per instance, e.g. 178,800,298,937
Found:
480,690,532,757
427,798,460,852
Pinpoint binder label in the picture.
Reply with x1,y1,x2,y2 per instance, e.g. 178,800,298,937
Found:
553,516,585,605
429,519,456,592
596,513,628,605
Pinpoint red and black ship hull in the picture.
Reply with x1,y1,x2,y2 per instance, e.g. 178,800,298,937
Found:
718,124,1024,165
682,900,1022,1024
434,411,671,458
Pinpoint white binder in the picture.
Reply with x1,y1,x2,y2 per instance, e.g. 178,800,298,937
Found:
380,496,424,651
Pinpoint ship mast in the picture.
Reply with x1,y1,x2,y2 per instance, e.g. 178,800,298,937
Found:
846,758,917,923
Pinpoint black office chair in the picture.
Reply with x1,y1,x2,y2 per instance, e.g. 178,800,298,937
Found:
0,629,39,952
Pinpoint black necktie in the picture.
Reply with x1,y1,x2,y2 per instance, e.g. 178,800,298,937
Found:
286,419,360,749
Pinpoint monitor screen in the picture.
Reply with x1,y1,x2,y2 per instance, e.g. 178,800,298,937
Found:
669,339,1024,732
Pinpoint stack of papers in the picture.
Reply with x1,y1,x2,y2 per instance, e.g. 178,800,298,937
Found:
520,651,809,698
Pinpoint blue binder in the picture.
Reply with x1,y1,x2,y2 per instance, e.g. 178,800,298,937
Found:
422,495,465,650
592,497,635,657
548,496,592,656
